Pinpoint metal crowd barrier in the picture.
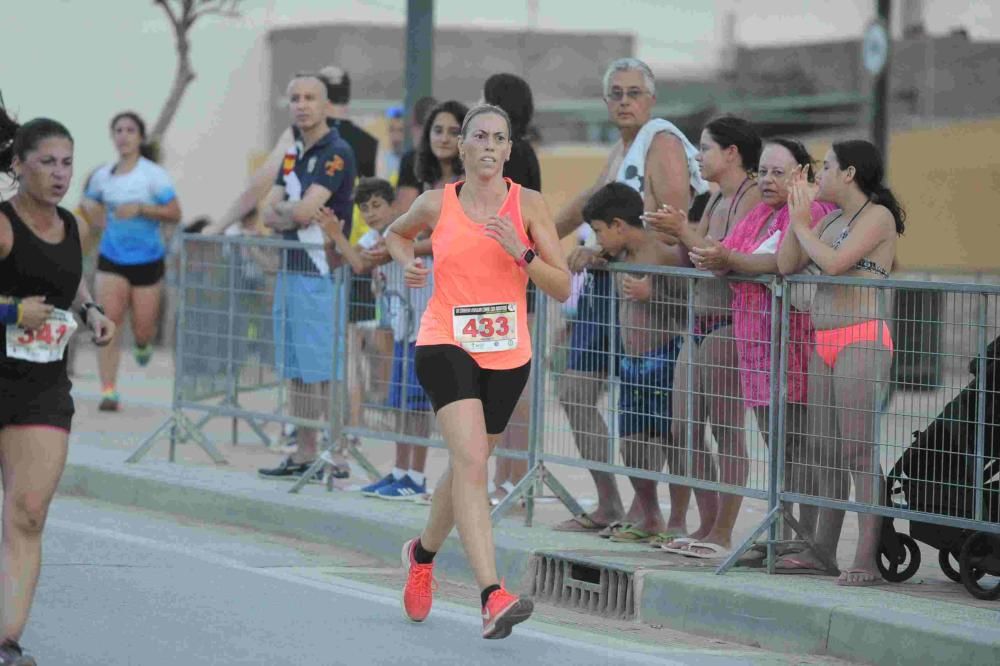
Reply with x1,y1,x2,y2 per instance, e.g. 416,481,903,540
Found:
127,233,347,465
130,234,1000,577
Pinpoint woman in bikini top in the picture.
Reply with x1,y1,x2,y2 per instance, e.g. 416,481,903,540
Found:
778,139,906,588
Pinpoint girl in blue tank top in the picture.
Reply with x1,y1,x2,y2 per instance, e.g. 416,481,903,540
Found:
81,112,182,411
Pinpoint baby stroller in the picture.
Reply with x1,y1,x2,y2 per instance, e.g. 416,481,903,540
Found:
879,335,1000,600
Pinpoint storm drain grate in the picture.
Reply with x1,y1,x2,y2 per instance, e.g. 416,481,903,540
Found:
530,554,635,620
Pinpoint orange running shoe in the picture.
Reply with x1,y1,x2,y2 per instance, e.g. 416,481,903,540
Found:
481,583,534,639
401,538,436,622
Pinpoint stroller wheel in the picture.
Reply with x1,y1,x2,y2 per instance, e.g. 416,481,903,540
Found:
938,549,963,583
959,532,1000,601
877,533,921,582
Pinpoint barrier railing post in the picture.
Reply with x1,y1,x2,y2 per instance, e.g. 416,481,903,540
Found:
126,234,227,464
341,272,381,481
717,276,787,574
768,277,789,573
606,269,619,467
170,236,188,463
974,292,988,522
524,291,548,527
225,238,239,446
685,276,696,484
491,292,546,523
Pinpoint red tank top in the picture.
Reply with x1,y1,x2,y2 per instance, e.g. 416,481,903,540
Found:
416,179,532,369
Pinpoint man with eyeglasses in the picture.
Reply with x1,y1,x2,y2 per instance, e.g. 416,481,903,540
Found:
551,58,713,542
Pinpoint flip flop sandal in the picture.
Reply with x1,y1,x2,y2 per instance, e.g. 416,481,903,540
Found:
551,514,609,533
835,568,883,587
661,537,698,554
734,544,767,567
608,526,655,543
598,522,628,539
682,542,731,560
774,555,840,576
648,532,689,548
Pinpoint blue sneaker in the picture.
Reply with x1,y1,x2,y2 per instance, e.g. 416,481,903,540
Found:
375,475,427,501
134,344,153,367
361,474,397,497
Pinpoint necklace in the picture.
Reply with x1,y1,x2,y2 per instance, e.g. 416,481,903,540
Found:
827,199,870,248
725,177,751,227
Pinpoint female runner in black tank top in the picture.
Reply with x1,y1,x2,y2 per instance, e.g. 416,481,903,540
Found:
0,108,115,666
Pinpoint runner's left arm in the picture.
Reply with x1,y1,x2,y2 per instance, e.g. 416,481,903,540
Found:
71,280,114,346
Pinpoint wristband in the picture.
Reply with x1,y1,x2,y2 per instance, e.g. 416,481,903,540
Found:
79,301,105,323
0,300,19,325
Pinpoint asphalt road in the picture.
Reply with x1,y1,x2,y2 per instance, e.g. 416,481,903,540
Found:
17,498,846,666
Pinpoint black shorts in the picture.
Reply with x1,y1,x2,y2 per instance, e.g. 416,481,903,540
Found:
0,376,75,432
414,344,531,435
97,255,165,287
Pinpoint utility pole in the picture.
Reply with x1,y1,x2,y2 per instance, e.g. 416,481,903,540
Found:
871,0,892,159
404,0,434,151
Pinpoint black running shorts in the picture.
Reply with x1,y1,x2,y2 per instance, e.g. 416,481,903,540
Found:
414,344,530,435
0,377,75,432
97,255,166,287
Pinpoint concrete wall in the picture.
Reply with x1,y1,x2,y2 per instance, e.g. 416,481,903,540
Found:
267,23,633,141
728,32,1000,121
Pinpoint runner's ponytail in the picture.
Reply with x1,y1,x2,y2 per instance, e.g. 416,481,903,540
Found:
0,92,20,175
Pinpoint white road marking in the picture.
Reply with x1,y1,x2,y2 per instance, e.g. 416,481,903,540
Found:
47,518,690,665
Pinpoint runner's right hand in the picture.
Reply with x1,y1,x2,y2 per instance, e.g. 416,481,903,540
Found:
18,296,53,331
404,258,430,288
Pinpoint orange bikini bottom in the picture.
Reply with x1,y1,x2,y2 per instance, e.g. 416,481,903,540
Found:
814,320,894,369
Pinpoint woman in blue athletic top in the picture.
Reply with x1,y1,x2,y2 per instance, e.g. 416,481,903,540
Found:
81,112,181,411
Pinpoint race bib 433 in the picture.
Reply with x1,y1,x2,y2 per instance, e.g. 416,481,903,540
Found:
5,308,78,363
452,303,517,353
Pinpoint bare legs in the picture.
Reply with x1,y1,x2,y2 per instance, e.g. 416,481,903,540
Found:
419,399,501,588
674,327,749,551
492,370,531,501
288,379,329,462
754,403,818,541
0,426,68,643
95,271,128,390
95,271,162,391
795,343,890,582
394,411,432,475
619,436,669,535
556,369,627,525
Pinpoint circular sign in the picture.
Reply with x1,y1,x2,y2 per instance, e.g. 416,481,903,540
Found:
863,21,889,75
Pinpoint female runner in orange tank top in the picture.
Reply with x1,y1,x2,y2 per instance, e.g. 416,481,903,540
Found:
386,104,570,640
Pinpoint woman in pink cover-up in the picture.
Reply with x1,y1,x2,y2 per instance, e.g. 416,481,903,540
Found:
688,138,836,562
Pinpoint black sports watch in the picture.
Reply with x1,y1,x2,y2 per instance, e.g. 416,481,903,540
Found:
79,302,105,322
518,248,536,268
